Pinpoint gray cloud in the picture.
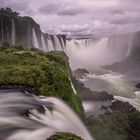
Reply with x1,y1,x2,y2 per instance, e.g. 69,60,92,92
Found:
0,0,140,37
60,24,90,32
39,2,85,16
0,0,30,15
110,12,140,25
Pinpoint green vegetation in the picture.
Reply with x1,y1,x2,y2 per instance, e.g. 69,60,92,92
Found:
47,132,83,140
88,110,140,140
0,8,41,49
0,43,84,117
0,8,19,17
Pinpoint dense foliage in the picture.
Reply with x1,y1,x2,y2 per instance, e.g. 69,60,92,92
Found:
0,8,19,17
47,132,83,140
0,43,84,117
87,109,140,140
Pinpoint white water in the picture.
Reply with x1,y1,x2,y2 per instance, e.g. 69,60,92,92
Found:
54,36,62,51
0,90,93,140
69,77,77,94
41,34,48,52
32,28,40,49
60,36,66,51
66,36,134,70
114,92,140,111
82,72,136,98
11,19,16,45
83,101,112,117
66,38,118,69
47,35,55,51
79,70,140,112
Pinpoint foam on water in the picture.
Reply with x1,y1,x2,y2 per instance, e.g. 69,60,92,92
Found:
0,90,93,140
83,72,136,98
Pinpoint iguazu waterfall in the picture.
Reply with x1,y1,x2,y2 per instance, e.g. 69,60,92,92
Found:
66,34,135,70
1,6,140,140
31,30,66,52
0,90,93,140
54,35,62,51
32,28,40,49
41,33,48,52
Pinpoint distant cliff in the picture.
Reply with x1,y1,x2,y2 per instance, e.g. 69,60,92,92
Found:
0,8,66,51
104,31,140,78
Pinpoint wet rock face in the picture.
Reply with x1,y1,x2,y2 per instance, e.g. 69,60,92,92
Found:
73,77,114,101
0,8,67,50
47,132,83,140
73,68,89,79
135,83,140,89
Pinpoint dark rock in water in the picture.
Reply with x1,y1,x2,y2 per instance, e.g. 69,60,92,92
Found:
87,98,140,140
73,77,114,101
110,100,136,113
91,91,114,101
47,132,83,140
135,83,140,89
0,84,38,95
101,105,108,111
73,68,89,79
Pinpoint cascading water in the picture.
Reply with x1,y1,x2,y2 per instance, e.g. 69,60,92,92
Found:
47,35,55,51
69,77,77,94
66,35,135,70
108,33,135,58
84,72,136,98
32,28,40,49
0,90,93,140
66,38,112,69
54,36,63,51
41,33,48,52
11,19,16,45
59,36,65,51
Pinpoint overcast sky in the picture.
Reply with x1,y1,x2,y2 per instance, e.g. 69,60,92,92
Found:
0,0,140,37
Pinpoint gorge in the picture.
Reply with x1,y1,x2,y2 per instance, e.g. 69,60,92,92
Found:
0,7,140,140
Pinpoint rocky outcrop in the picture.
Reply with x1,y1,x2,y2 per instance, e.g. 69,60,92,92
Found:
0,8,66,51
110,100,136,113
47,132,83,140
135,83,140,89
73,68,89,79
73,77,114,101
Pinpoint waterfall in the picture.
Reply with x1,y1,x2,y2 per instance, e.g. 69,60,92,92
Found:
108,33,135,59
32,28,40,49
60,36,66,51
11,19,16,45
47,35,55,51
69,77,77,94
66,34,136,69
0,90,93,140
41,33,48,52
54,35,62,51
66,38,111,69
